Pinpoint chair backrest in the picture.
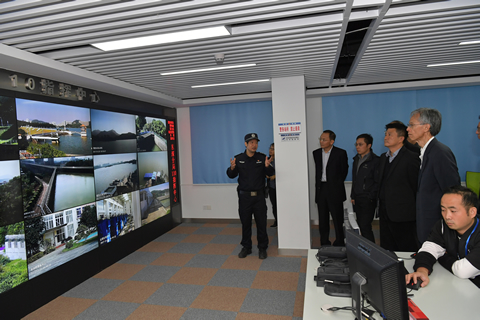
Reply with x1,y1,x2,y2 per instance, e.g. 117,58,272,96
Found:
466,171,480,196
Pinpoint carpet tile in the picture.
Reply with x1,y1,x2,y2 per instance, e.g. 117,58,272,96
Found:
24,222,309,320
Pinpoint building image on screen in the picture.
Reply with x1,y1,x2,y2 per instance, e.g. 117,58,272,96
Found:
16,98,92,159
25,203,98,279
140,182,170,226
136,116,168,152
91,109,136,155
93,153,139,201
96,191,140,245
0,96,19,161
20,156,95,215
138,151,168,190
0,221,28,294
346,229,409,320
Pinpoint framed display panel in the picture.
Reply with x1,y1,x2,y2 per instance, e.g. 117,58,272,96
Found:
93,153,139,201
16,98,92,159
96,191,141,245
0,96,19,161
137,151,169,190
136,115,168,152
20,156,95,215
91,109,136,155
25,203,99,279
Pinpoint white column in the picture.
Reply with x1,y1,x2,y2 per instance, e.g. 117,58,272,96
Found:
271,76,310,255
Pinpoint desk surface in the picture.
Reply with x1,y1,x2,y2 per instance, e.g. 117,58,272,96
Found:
303,249,478,319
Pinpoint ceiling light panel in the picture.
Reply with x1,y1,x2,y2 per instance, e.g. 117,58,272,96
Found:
92,26,231,51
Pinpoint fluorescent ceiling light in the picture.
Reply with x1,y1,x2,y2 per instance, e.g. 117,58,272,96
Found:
192,79,270,88
161,64,256,76
427,60,480,67
459,40,480,45
92,26,231,51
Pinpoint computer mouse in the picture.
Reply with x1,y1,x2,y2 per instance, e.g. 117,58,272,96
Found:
406,278,423,290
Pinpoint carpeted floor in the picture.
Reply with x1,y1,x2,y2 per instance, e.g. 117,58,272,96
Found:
23,222,306,320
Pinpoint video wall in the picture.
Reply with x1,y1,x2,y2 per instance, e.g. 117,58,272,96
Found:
0,95,174,294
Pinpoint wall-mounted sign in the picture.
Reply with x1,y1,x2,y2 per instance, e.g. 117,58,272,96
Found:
3,69,100,103
278,122,301,141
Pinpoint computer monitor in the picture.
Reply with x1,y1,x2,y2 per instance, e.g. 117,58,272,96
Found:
345,229,409,320
344,209,360,235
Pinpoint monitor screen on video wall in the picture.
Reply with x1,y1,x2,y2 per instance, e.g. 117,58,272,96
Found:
0,96,173,294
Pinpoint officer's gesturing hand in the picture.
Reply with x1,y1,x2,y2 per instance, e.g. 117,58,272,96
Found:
230,157,236,170
265,156,272,167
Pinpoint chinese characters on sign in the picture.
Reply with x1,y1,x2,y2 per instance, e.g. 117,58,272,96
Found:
8,73,100,103
167,120,179,204
278,122,301,141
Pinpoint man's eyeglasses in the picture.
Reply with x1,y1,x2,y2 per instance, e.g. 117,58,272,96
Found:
407,123,424,127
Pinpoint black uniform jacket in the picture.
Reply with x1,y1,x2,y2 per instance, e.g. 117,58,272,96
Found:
226,150,274,192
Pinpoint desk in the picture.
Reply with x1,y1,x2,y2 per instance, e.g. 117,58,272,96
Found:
303,249,478,319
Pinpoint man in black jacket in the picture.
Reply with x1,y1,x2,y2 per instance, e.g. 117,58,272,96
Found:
406,186,480,288
350,133,380,243
377,121,420,252
313,130,348,246
227,133,274,259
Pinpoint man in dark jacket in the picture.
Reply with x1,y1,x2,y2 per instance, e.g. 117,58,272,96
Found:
350,133,380,243
407,108,460,244
313,130,348,246
377,121,420,252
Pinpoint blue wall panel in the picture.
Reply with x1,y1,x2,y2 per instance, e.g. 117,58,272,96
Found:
323,85,480,181
190,101,273,184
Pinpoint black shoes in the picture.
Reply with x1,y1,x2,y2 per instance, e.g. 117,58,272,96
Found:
259,249,267,260
270,222,277,228
238,247,252,258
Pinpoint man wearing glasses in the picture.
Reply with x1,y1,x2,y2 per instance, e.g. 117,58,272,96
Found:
407,108,460,245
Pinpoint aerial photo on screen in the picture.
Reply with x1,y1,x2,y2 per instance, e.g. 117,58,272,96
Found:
0,160,23,227
94,153,139,201
91,109,136,155
0,221,28,294
136,116,168,152
24,203,98,279
138,151,169,190
0,96,19,161
96,191,140,245
140,182,170,226
20,156,95,215
16,98,92,159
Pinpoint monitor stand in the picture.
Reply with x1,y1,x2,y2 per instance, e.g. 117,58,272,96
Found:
351,272,367,320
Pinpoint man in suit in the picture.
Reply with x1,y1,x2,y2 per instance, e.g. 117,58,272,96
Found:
313,130,348,246
378,121,420,251
407,108,460,244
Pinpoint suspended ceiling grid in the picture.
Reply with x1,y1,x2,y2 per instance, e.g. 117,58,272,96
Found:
0,0,479,105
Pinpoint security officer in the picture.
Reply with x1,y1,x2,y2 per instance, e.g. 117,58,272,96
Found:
227,133,274,259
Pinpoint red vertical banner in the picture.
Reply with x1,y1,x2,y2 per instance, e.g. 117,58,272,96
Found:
167,120,179,204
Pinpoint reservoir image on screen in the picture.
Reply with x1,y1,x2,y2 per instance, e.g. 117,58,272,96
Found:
91,109,136,155
20,156,95,215
16,98,92,159
94,153,139,201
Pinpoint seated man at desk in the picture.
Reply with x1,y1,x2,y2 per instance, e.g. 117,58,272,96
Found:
406,185,480,288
